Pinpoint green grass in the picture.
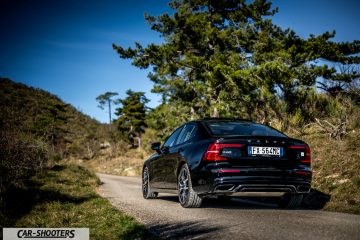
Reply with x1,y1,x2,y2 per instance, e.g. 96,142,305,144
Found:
0,164,154,240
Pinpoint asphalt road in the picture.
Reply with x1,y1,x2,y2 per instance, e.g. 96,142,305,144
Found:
97,173,360,240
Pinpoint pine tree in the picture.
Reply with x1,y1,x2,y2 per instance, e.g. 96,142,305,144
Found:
113,0,360,121
96,92,119,124
115,90,149,147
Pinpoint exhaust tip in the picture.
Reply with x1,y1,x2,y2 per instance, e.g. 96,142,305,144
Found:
297,185,310,193
215,184,235,191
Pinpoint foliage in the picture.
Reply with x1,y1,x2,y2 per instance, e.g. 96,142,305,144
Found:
31,103,69,147
113,0,360,122
115,90,149,147
0,130,47,196
146,102,197,139
96,92,119,124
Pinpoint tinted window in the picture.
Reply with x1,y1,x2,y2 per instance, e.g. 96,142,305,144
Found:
205,121,286,137
176,124,197,145
163,127,183,148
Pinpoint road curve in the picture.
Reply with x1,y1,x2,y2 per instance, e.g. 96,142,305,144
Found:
97,173,360,240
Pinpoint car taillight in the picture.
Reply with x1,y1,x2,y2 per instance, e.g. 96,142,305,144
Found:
202,143,243,161
288,145,311,165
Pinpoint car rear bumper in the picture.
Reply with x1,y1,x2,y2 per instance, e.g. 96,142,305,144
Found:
213,183,311,197
191,168,312,196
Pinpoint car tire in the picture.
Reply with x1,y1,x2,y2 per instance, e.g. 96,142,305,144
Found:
142,166,158,199
278,193,303,208
178,164,203,208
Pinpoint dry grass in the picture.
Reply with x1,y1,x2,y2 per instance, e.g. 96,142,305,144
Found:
84,147,150,176
293,129,360,214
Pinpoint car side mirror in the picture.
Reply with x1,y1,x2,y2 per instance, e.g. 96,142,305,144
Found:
151,142,161,153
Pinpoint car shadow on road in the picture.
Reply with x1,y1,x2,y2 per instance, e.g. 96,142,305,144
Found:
147,221,223,240
157,188,330,210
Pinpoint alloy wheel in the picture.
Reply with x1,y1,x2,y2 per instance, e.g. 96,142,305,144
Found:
178,167,189,204
142,167,149,197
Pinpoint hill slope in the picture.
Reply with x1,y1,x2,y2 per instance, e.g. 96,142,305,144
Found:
0,79,154,239
0,78,107,159
0,78,112,198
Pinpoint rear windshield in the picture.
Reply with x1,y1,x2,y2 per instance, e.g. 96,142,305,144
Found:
205,121,287,137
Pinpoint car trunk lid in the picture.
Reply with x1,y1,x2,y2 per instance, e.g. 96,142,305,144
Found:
203,136,309,169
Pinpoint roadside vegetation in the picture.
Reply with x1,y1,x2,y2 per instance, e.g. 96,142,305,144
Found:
302,130,360,214
0,79,152,238
0,163,151,239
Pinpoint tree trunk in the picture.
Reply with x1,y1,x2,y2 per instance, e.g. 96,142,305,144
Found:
212,106,219,117
134,136,141,148
137,136,141,148
190,107,196,120
108,99,112,124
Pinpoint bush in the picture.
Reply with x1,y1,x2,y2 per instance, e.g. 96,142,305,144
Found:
0,131,49,195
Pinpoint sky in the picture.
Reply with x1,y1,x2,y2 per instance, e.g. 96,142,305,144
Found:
0,0,359,123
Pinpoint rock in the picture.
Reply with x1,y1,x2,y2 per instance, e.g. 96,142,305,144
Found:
337,179,350,184
124,167,137,176
325,174,339,179
100,141,111,149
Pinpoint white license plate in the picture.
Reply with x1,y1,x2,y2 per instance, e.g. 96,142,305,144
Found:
248,146,282,156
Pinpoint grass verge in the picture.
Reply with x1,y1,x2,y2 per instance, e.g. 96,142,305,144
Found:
301,130,360,214
0,164,153,239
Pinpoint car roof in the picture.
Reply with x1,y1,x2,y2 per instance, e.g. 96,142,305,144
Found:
195,118,288,138
194,118,254,136
198,118,253,123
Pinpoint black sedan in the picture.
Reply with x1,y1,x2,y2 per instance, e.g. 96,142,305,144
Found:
142,118,311,208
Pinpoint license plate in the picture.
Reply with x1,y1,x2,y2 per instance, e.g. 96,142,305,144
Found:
248,146,282,156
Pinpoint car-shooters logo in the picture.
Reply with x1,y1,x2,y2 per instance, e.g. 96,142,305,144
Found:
3,228,89,240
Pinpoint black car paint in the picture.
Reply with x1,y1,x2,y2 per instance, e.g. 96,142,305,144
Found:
144,120,311,196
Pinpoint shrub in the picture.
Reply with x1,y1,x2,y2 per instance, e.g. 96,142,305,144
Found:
0,131,49,194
